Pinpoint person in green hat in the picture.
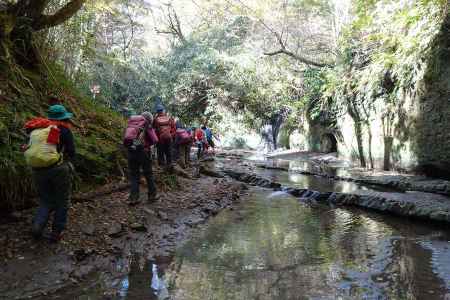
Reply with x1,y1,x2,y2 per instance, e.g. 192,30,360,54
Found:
25,104,76,243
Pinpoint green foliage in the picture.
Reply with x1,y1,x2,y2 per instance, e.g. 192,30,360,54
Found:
0,61,126,211
322,0,447,120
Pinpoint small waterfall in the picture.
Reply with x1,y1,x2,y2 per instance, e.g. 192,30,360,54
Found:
260,106,291,153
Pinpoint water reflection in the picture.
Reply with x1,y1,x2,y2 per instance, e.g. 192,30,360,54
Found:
163,190,450,299
115,257,169,300
256,167,366,193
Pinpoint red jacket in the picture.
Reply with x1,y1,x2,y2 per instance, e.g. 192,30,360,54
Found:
195,128,205,142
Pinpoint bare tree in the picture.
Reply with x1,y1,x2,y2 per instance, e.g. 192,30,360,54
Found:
221,0,335,67
154,3,187,44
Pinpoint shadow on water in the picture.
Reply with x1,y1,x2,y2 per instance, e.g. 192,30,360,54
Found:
44,255,171,300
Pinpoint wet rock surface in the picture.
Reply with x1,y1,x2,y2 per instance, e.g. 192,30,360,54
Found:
227,169,450,223
224,170,282,189
257,163,450,196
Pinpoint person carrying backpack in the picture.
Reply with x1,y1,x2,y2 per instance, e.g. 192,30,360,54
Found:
153,104,175,171
23,104,75,243
194,126,207,160
123,112,160,204
174,121,192,169
202,125,216,155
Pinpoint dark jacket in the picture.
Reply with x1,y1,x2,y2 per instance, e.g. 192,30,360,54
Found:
58,126,76,161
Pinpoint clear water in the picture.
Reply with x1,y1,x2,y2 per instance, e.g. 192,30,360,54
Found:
158,190,450,300
253,167,392,193
77,189,450,300
46,163,450,300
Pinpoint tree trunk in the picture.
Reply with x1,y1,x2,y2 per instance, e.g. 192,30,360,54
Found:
347,100,366,168
383,136,393,170
272,124,279,150
366,122,374,169
0,10,16,61
10,18,41,67
1,0,86,67
354,120,367,168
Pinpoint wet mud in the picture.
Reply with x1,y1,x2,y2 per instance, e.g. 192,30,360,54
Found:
0,168,244,300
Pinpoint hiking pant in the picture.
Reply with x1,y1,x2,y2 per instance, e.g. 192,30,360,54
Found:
207,138,215,148
196,142,203,160
33,162,71,233
177,144,190,168
128,149,157,199
157,142,172,167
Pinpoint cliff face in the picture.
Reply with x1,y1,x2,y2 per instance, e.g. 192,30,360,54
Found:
290,2,450,178
412,14,450,177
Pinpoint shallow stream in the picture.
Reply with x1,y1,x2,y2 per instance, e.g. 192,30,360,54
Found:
51,158,450,299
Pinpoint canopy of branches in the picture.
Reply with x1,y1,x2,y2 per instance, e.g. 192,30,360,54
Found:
1,0,448,133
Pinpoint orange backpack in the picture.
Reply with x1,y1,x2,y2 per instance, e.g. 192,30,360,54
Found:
155,115,172,143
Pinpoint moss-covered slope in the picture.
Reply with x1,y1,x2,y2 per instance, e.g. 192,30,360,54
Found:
0,63,126,211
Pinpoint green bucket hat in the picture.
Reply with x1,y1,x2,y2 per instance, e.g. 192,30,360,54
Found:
47,105,73,120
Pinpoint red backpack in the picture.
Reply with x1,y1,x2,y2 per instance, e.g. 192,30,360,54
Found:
155,115,173,143
123,115,147,149
176,129,191,145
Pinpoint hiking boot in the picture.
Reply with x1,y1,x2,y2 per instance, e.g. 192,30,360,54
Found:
43,231,63,243
127,194,141,205
128,199,141,206
148,192,160,203
31,222,45,240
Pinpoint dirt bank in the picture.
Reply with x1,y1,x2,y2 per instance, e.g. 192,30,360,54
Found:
0,165,244,300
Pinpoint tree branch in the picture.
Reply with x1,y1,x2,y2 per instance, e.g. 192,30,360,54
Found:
225,0,332,67
263,26,331,67
33,0,87,30
155,4,186,44
264,49,330,68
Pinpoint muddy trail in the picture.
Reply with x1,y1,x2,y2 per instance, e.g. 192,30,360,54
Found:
2,152,450,299
0,162,243,300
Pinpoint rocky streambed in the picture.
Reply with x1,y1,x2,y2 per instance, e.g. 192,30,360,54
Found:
224,168,450,224
256,157,450,196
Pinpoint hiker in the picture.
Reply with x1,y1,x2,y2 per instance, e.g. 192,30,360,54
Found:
123,112,159,204
23,104,75,243
174,121,192,169
194,126,207,160
153,104,176,170
202,125,216,155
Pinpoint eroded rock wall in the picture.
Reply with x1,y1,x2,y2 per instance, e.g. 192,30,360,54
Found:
290,12,450,177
